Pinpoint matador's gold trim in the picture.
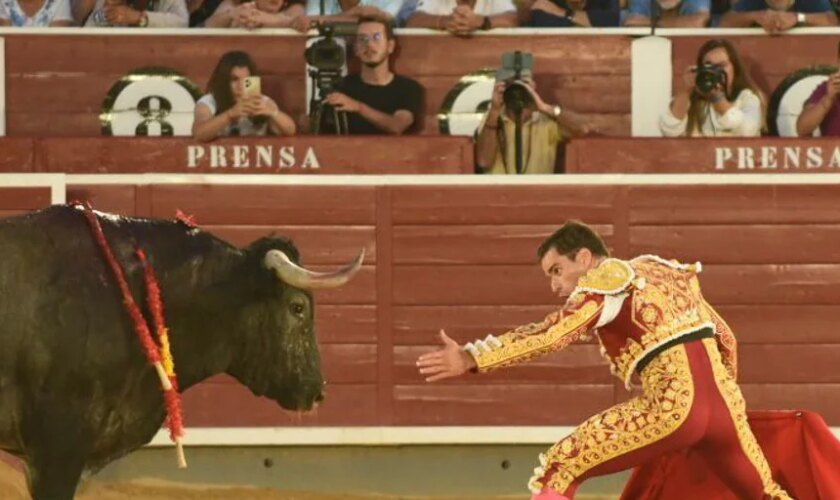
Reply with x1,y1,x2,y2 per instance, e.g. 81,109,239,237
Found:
529,343,696,494
632,254,703,274
469,300,603,372
575,258,635,295
703,339,792,500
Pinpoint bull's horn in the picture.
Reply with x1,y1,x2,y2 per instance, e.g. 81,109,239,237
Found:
264,248,365,290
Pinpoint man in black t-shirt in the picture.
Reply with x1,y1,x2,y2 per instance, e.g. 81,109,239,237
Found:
323,16,424,135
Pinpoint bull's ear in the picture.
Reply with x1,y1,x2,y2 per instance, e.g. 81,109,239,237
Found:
264,248,365,290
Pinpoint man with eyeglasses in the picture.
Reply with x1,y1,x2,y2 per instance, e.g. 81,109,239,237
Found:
320,16,424,135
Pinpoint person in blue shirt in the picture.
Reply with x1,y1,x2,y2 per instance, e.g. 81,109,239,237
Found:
720,0,837,31
623,0,710,26
525,0,620,26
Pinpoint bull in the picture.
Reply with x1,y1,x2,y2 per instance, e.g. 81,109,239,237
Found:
0,204,364,499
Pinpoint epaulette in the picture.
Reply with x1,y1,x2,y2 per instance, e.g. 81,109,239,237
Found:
632,254,702,273
575,258,635,295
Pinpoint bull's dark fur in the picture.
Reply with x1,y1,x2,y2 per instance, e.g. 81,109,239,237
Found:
0,205,324,499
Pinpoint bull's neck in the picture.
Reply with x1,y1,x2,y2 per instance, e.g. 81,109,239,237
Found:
156,252,251,390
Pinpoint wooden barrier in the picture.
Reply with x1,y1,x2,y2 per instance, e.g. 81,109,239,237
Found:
1,33,632,137
0,137,474,174
4,32,840,140
565,137,840,173
0,180,820,427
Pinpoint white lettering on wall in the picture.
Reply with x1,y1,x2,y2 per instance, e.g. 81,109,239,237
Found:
187,145,205,168
185,144,322,171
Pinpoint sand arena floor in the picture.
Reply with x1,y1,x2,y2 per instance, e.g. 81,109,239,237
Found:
0,460,618,500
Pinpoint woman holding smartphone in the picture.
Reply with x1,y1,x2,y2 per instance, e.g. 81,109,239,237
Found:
192,51,296,142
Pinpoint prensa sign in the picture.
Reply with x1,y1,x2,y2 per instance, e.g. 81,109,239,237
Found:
714,145,840,171
186,144,321,170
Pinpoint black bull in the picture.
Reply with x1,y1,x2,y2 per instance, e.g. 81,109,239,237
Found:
0,205,364,499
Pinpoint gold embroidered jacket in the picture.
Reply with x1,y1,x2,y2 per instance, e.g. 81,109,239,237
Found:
463,255,738,389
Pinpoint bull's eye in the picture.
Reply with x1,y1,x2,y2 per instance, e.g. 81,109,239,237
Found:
291,303,305,316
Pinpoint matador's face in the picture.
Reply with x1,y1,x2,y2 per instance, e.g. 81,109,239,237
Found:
540,248,595,303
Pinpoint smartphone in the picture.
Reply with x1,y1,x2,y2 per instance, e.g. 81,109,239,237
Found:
243,76,262,99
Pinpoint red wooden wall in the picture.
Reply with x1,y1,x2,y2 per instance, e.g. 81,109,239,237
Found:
5,33,840,139
1,34,631,137
40,182,838,427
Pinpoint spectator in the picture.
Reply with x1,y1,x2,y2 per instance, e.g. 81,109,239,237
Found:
188,0,221,24
476,77,592,174
79,0,189,26
719,0,837,32
203,0,303,27
318,16,424,135
797,42,840,136
395,0,417,24
292,0,400,29
192,51,296,142
405,0,517,34
524,0,620,26
624,0,710,27
660,39,763,137
0,0,72,25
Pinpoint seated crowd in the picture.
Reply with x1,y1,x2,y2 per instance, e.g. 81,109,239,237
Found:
1,0,837,29
183,11,840,176
3,0,838,175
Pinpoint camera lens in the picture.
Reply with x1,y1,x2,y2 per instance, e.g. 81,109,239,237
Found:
503,82,534,113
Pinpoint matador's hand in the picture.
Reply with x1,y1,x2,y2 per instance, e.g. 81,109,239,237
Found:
416,329,476,382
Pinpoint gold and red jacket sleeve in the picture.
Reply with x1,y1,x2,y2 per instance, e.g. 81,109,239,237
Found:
464,293,605,373
703,300,738,380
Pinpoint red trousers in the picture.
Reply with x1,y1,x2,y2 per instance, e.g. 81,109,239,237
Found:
530,338,790,499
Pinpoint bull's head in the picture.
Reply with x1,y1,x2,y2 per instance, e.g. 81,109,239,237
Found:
225,237,364,412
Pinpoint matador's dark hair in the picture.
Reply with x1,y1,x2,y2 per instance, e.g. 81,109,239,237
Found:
537,220,610,260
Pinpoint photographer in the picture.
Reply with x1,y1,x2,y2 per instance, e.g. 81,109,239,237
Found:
476,78,591,174
192,51,296,142
319,16,423,135
797,41,840,137
660,39,763,137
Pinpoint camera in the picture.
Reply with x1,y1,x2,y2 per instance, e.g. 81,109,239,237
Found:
305,22,357,134
496,51,535,113
695,63,727,94
304,23,347,73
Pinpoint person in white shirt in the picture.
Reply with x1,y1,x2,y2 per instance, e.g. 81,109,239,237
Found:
0,0,72,26
203,0,304,28
660,38,764,137
192,51,296,142
291,0,401,31
406,0,517,34
79,0,189,26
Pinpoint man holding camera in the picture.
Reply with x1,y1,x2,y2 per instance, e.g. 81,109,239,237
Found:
319,16,423,135
797,42,840,137
475,77,591,174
